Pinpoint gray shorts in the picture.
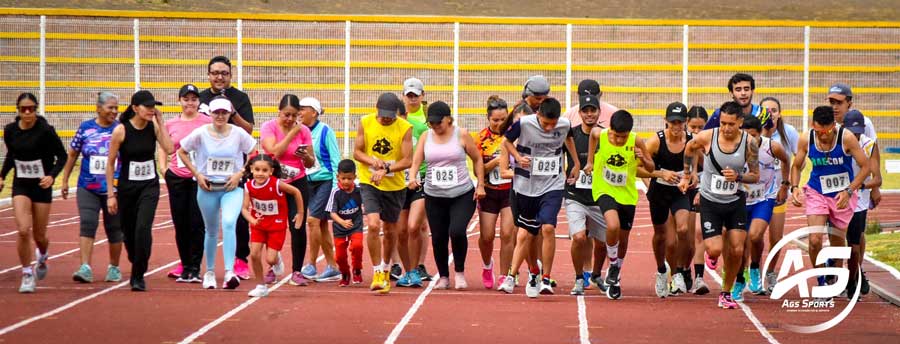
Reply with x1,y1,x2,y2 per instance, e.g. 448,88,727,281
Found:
76,187,123,243
565,199,606,242
359,184,406,223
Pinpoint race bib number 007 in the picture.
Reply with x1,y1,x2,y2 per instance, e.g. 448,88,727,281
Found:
820,172,849,194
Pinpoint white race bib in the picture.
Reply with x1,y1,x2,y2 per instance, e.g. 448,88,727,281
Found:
89,155,108,175
575,171,593,189
654,168,684,187
710,174,739,195
430,166,458,187
489,167,511,185
305,159,322,175
602,167,627,187
282,164,301,180
129,160,156,181
745,183,767,203
532,157,559,176
206,157,235,177
819,172,850,194
14,159,44,178
176,151,195,168
252,198,279,216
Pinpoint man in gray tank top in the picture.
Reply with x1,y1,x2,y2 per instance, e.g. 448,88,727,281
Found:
679,101,760,310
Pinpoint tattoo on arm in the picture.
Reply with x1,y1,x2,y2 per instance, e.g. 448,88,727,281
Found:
684,153,694,174
746,138,759,173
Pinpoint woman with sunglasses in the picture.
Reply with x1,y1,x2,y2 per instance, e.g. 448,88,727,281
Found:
1,92,67,293
260,94,314,286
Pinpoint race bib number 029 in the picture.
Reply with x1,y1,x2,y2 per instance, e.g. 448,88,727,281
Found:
14,159,44,178
252,199,279,216
710,174,739,195
129,160,156,181
431,166,457,187
820,172,849,194
532,157,559,176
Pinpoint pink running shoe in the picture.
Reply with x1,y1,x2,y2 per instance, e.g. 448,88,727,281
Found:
482,266,494,289
496,275,506,291
718,292,737,309
167,263,183,279
264,268,277,284
234,259,251,280
705,252,718,271
289,271,309,286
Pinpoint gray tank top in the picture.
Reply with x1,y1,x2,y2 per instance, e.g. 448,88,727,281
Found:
509,115,571,197
700,128,748,204
423,127,473,198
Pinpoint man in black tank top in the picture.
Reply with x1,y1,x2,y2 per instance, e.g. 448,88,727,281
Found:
644,102,695,297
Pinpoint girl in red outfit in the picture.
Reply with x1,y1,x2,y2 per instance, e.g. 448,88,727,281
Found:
241,154,304,297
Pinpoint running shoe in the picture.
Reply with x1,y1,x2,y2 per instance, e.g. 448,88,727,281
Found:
176,270,192,283
606,265,620,287
73,264,93,283
223,271,241,289
705,251,718,271
748,268,763,294
417,264,433,281
582,272,592,289
290,271,309,286
498,275,515,293
105,265,122,282
233,259,251,280
370,270,384,291
691,276,710,295
765,271,777,294
482,264,494,289
540,277,554,295
188,270,202,284
316,265,342,282
455,272,468,290
571,278,585,295
377,275,391,294
352,269,363,284
396,272,413,287
273,253,284,276
301,264,318,280
861,271,870,295
408,268,423,287
264,268,277,284
682,269,693,291
718,292,737,309
339,274,351,287
35,248,48,280
672,273,687,295
435,276,450,290
203,271,217,289
168,263,183,279
607,281,622,300
655,272,669,298
390,264,403,281
248,284,269,297
130,276,146,292
19,272,36,293
732,281,745,302
525,274,541,298
591,273,608,294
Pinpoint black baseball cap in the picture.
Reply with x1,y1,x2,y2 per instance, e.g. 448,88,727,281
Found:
578,79,601,97
426,101,452,123
179,84,200,98
376,93,402,118
130,90,162,107
666,101,687,122
579,94,600,110
843,109,866,135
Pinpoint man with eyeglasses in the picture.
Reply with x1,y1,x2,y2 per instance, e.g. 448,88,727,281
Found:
198,55,255,280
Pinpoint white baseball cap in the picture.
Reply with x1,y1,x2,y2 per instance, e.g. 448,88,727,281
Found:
208,98,234,113
403,78,424,96
299,97,322,115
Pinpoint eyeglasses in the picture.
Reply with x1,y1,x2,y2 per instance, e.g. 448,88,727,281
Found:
208,71,231,77
488,99,507,110
17,105,37,113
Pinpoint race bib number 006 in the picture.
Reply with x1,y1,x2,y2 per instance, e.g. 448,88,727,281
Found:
710,174,739,195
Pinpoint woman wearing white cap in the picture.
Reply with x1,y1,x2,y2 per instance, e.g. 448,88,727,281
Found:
177,95,257,290
260,94,316,286
297,97,342,282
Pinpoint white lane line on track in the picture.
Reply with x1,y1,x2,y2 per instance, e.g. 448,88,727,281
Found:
706,266,779,344
384,216,479,344
576,295,590,344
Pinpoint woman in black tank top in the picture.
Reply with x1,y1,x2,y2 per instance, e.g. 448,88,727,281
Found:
105,90,174,291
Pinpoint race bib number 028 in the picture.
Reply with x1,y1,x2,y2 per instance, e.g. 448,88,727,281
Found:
532,157,559,176
602,167,627,186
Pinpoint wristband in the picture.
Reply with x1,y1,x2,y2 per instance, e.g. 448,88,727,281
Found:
781,180,791,186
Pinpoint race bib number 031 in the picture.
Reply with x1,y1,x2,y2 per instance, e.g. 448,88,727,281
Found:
252,199,279,216
820,172,849,194
532,157,559,176
129,160,156,181
14,159,44,178
575,171,592,189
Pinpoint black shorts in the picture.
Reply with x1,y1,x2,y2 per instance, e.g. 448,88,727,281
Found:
307,180,332,220
510,190,563,235
687,188,700,212
12,179,52,203
699,194,748,239
478,187,511,215
647,184,691,225
359,184,406,223
596,194,636,230
847,210,867,245
402,186,425,210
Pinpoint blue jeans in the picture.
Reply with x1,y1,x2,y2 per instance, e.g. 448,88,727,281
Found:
197,187,244,272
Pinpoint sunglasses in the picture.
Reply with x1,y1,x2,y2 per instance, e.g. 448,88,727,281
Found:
17,105,37,113
488,99,508,111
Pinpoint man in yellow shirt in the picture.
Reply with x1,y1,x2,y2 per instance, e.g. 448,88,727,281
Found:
353,93,414,294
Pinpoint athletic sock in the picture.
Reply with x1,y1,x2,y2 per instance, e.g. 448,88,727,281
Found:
606,243,619,266
484,258,493,270
23,266,33,275
695,264,704,278
736,272,746,284
750,262,760,270
617,258,625,268
657,266,667,274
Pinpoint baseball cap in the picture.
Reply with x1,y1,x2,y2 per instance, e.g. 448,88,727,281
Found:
299,97,322,115
828,83,853,98
376,93,402,118
577,79,601,97
843,109,866,134
426,101,452,123
198,103,210,115
523,75,550,97
208,97,233,113
579,94,600,110
403,78,424,96
130,90,162,107
666,102,687,122
179,84,200,98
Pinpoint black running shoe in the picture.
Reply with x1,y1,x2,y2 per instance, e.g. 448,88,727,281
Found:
417,264,433,281
390,264,402,281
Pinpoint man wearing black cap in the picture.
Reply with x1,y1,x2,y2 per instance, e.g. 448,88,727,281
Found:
644,102,696,297
353,93,414,294
842,109,880,298
564,79,620,128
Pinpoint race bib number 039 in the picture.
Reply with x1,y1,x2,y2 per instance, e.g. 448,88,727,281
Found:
206,158,235,176
710,174,739,195
252,199,279,216
14,159,44,178
129,160,156,181
431,166,457,187
820,172,849,194
532,157,559,176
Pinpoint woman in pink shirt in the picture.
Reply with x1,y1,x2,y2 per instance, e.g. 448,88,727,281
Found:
162,84,212,282
260,94,315,286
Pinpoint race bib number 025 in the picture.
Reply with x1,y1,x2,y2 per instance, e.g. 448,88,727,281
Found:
431,166,457,187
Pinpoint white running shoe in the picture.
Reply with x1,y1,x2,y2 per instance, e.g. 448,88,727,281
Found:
672,273,688,295
273,253,285,276
223,271,240,289
691,276,710,295
203,271,217,289
655,272,669,298
525,274,541,298
498,275,515,293
248,284,269,297
571,278,585,295
454,272,467,290
35,248,48,281
19,273,36,293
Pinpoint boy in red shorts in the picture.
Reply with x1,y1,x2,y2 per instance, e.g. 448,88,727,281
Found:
328,160,366,286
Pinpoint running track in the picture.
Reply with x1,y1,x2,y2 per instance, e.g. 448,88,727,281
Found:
0,187,898,343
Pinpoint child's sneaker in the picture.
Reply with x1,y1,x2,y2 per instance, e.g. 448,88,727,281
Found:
264,268,277,284
233,259,251,280
352,269,363,284
248,284,268,297
289,271,309,286
339,274,351,287
167,263,183,279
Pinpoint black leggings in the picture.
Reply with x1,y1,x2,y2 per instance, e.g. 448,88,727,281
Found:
288,177,310,272
118,181,160,278
426,189,476,278
165,170,205,274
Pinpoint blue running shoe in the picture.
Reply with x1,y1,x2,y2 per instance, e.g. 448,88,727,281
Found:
409,268,423,287
316,265,342,282
732,281,746,302
748,268,762,294
582,272,591,289
396,271,412,287
300,264,317,279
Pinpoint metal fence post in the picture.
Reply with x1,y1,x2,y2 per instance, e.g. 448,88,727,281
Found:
343,20,351,158
565,24,573,110
682,24,689,105
236,19,243,91
802,25,810,133
38,15,45,116
452,22,460,122
133,19,140,91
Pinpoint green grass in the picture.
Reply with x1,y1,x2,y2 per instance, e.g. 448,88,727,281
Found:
876,153,900,190
864,231,900,271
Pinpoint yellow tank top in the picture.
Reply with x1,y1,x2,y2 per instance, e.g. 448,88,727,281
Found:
356,113,413,191
592,129,638,205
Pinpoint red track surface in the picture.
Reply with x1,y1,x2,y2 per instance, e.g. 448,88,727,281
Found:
0,187,898,343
